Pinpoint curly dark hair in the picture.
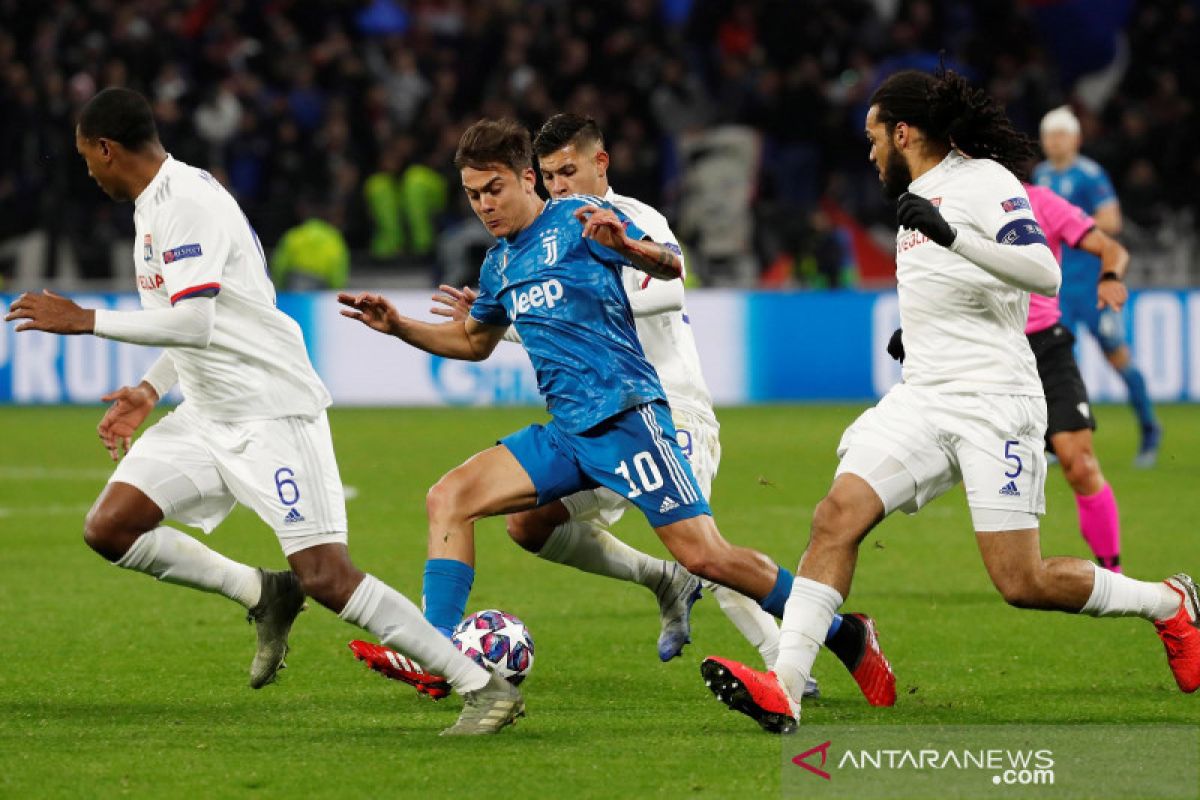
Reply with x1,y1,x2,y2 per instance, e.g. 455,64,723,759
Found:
869,69,1038,178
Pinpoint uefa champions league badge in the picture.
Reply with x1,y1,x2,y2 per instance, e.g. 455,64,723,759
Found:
143,233,153,262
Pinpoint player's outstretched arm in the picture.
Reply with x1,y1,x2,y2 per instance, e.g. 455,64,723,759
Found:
339,291,506,361
5,290,95,334
1076,229,1130,311
573,205,683,281
7,291,216,347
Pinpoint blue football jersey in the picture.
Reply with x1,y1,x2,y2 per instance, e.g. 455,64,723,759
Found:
1032,155,1118,297
469,196,667,433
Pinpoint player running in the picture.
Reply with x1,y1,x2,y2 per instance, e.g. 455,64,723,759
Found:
351,114,894,705
340,119,894,706
887,180,1132,573
699,70,1200,734
4,88,522,736
1034,106,1160,467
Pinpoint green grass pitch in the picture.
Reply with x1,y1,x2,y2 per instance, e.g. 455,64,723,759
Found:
1,404,1197,798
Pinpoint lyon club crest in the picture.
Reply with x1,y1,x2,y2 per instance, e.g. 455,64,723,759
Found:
143,233,153,262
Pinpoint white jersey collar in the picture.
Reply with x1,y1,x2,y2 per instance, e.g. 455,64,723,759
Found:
134,154,175,210
908,150,964,194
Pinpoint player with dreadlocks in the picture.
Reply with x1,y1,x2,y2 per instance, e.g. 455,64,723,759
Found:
697,69,1200,734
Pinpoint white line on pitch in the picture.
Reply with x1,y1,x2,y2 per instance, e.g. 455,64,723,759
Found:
0,466,111,481
0,503,93,518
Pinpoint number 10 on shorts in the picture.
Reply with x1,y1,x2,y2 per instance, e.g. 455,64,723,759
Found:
615,451,664,498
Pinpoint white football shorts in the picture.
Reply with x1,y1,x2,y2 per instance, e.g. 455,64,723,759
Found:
109,402,348,555
835,383,1047,531
561,407,721,526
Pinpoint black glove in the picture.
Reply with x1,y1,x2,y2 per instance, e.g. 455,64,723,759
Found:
887,327,905,363
897,192,957,247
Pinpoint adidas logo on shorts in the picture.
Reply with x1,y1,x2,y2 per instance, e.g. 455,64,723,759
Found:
283,507,306,524
659,496,679,514
999,481,1021,497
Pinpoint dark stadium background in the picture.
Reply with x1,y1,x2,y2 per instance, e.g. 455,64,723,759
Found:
1,0,1194,291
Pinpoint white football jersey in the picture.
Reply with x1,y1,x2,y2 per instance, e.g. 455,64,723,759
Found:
896,152,1044,396
131,156,331,421
605,187,717,425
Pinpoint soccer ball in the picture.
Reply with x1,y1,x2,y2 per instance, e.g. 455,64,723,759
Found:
451,609,535,685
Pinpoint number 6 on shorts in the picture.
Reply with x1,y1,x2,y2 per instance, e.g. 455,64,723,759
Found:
275,466,300,506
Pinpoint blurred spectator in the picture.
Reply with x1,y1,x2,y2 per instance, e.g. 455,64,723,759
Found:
363,136,448,262
271,197,350,291
0,0,1196,288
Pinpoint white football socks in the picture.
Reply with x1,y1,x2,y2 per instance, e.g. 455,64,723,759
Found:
339,574,490,692
706,583,781,669
775,576,843,702
115,526,262,609
1081,563,1180,620
537,519,659,588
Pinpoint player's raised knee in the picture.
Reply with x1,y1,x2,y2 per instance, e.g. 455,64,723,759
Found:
673,544,721,584
291,557,355,611
425,473,467,522
1059,448,1100,493
83,503,129,560
505,512,544,552
995,575,1047,610
811,494,858,543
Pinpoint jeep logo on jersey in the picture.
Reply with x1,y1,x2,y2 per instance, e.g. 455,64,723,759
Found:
511,279,564,317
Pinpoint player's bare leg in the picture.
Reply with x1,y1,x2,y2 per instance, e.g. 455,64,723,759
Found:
84,481,297,687
1051,429,1122,572
975,528,1097,610
975,528,1198,691
423,445,540,634
653,514,781,600
347,445,540,705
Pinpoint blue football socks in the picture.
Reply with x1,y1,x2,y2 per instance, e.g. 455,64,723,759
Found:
759,565,794,618
422,558,474,637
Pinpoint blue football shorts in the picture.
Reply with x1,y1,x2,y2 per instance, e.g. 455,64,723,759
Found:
500,401,711,528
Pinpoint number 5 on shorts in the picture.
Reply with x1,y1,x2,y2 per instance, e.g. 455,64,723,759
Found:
1003,440,1023,479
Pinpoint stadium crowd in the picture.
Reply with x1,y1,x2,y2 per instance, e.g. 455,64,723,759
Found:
0,0,1195,287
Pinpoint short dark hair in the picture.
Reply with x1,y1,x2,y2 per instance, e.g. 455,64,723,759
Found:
532,113,604,158
78,87,159,150
454,119,533,175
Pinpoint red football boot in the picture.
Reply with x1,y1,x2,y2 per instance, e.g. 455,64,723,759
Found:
701,656,799,734
844,613,897,707
349,640,452,700
1154,574,1200,693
